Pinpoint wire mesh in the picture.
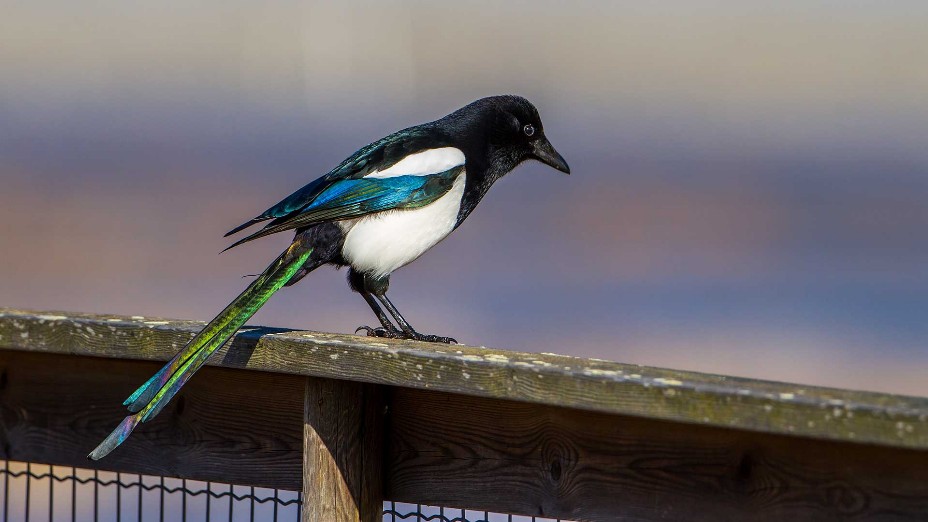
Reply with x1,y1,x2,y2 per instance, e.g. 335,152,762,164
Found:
0,461,569,522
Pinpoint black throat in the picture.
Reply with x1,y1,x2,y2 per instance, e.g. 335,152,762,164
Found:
455,150,518,228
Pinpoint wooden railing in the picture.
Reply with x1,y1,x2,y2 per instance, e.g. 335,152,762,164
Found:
1,308,926,521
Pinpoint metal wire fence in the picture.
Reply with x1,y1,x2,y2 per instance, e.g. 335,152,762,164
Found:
0,461,569,522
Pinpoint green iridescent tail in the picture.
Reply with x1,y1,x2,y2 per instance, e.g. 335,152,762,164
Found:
88,242,313,460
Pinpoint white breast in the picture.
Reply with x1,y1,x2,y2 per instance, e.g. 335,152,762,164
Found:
340,172,466,278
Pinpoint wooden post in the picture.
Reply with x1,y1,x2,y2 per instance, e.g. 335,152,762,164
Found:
302,377,383,522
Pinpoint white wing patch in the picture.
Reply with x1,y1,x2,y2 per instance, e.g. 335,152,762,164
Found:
340,171,466,278
364,147,465,179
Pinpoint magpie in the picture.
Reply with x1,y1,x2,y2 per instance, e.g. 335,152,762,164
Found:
89,95,569,459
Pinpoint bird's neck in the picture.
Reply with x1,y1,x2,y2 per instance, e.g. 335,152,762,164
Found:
456,152,513,227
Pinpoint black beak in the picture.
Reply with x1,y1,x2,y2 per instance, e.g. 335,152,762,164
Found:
531,137,570,174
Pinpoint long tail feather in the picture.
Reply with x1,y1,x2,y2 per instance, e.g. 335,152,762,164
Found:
87,413,144,461
123,250,291,412
89,242,313,460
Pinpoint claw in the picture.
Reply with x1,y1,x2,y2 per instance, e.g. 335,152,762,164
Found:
355,325,457,344
355,325,403,339
416,334,457,344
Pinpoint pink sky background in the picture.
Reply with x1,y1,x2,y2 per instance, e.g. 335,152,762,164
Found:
2,1,927,396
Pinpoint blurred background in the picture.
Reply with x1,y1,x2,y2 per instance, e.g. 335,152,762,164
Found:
2,1,926,396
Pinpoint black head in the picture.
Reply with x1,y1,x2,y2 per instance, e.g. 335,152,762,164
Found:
440,95,570,176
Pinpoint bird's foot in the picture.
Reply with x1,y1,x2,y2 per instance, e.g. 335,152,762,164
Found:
355,325,404,339
355,325,456,344
408,332,458,344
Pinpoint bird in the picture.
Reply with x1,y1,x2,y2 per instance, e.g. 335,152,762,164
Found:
88,95,569,460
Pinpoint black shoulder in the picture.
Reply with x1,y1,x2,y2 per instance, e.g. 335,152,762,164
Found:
325,125,442,180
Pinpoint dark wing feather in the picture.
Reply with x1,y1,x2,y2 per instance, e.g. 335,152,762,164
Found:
224,126,440,237
222,167,462,251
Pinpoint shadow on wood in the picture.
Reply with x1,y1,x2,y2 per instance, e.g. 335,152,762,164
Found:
219,325,295,367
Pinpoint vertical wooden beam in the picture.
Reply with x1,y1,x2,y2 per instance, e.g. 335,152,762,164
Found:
302,377,383,522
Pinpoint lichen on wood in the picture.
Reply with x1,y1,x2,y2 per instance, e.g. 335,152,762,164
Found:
2,307,927,450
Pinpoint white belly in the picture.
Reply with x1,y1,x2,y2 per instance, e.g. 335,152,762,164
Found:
340,172,466,278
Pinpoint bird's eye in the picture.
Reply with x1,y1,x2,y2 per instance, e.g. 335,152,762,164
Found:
523,124,535,137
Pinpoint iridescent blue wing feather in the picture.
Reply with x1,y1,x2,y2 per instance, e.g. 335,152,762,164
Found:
222,166,462,251
224,127,438,237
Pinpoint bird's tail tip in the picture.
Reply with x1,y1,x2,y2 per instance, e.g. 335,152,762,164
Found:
88,414,142,460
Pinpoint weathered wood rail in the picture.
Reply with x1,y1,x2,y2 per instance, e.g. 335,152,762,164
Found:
0,308,927,521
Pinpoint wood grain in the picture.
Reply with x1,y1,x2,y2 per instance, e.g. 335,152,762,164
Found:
0,345,925,520
302,378,383,522
0,351,304,490
385,388,928,521
2,308,926,450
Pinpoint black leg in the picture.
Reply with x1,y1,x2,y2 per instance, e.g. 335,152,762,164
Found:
354,292,403,338
347,268,456,344
376,294,457,344
375,294,416,335
350,268,401,338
